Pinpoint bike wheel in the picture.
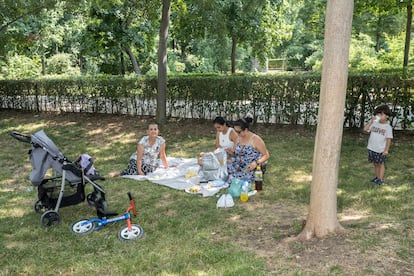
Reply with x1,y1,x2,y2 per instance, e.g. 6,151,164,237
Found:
71,219,96,235
118,224,144,241
40,210,61,227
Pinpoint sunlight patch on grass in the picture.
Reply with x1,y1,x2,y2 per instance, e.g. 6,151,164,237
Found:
367,222,395,230
339,210,369,223
100,132,137,144
287,170,312,183
0,206,28,217
230,214,242,221
5,240,28,250
12,122,48,133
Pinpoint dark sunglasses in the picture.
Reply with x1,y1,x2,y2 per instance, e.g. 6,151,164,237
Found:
235,129,244,134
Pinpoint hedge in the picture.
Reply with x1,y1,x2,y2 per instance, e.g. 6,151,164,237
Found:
0,74,413,129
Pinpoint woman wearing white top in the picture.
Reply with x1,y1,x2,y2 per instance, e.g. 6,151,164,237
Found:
198,117,238,165
214,117,238,152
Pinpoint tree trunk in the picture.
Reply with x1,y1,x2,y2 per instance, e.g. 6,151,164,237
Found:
41,55,46,76
403,4,412,77
156,0,171,126
120,51,126,75
124,46,140,75
180,42,188,60
231,36,237,74
298,0,354,240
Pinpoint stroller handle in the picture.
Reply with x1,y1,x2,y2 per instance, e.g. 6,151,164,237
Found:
10,131,31,143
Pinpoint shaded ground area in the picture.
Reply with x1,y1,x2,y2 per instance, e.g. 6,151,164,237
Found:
227,199,413,275
2,110,413,275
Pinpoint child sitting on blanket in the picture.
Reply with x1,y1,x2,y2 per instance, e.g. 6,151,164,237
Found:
109,123,169,177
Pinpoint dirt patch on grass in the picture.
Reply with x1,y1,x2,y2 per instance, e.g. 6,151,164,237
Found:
225,197,413,275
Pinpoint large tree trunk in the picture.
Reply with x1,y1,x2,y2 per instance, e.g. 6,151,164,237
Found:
298,0,354,240
124,46,140,75
156,0,171,126
231,36,237,74
403,4,412,77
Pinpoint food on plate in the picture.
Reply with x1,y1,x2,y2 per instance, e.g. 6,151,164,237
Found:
185,171,198,179
188,186,200,193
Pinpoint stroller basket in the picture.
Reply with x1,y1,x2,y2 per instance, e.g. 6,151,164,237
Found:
11,130,108,227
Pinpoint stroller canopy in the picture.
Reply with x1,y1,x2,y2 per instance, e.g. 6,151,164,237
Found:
30,130,81,186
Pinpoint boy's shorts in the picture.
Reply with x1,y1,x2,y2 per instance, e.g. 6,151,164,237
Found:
368,150,387,164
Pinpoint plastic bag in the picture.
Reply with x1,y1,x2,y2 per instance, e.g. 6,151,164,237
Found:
200,148,228,180
216,194,234,208
228,178,243,197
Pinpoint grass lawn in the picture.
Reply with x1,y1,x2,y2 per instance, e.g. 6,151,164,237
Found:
0,109,413,275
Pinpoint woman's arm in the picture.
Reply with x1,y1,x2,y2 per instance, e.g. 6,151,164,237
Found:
136,143,145,175
224,129,238,156
159,142,169,169
247,135,270,171
215,131,220,149
255,136,269,164
229,128,238,145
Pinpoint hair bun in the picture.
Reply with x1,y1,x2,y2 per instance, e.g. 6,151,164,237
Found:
245,117,253,123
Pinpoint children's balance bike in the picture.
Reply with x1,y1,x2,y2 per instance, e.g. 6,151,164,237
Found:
71,192,144,241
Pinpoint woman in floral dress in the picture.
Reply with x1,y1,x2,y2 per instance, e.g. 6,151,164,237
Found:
111,123,169,176
227,117,270,182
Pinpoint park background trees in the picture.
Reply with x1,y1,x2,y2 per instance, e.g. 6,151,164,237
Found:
0,0,412,77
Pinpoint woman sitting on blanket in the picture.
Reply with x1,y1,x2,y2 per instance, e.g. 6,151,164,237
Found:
227,117,270,182
110,123,169,177
198,116,238,165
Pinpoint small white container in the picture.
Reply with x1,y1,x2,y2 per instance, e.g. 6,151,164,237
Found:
374,115,381,123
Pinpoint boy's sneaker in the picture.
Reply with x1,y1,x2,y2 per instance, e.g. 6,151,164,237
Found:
373,178,384,185
370,177,378,183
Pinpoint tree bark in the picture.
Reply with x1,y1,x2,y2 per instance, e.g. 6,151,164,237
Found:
156,0,171,126
231,36,237,74
298,0,354,240
403,4,412,77
120,51,126,75
125,46,140,75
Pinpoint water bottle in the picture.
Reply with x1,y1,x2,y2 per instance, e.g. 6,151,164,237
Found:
254,165,263,191
240,180,249,202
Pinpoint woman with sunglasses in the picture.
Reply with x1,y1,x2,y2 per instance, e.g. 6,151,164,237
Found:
227,117,270,182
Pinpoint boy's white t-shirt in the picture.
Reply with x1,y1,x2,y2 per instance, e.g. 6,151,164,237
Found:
367,122,393,153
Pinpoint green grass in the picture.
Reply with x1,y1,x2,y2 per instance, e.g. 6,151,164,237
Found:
0,110,413,275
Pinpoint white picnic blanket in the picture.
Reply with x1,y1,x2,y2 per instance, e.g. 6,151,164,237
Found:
121,157,228,197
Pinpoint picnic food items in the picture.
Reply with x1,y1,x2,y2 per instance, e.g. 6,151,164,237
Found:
185,171,197,179
188,186,200,193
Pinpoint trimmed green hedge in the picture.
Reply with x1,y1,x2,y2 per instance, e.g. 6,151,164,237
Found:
0,74,413,129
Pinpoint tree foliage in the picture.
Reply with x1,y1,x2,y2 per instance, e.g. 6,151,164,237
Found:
0,0,412,77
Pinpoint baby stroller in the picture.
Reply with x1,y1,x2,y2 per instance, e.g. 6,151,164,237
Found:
11,130,109,227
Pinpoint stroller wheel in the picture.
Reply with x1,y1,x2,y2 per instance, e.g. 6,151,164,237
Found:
40,210,61,227
86,192,97,206
34,200,47,214
118,224,144,241
71,219,95,235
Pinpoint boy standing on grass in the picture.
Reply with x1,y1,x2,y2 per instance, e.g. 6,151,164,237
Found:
363,105,393,185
